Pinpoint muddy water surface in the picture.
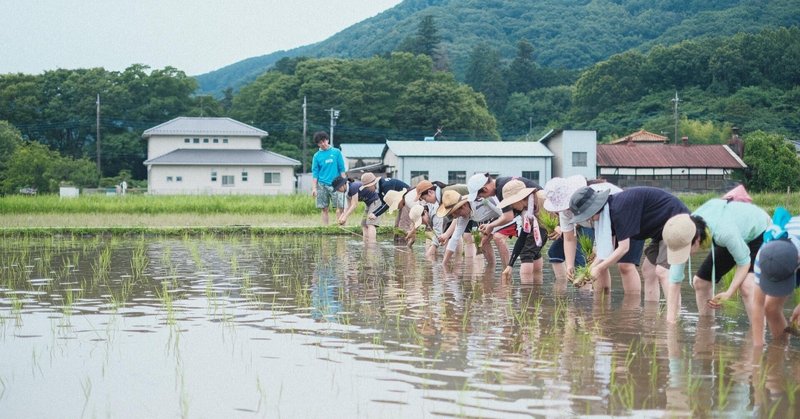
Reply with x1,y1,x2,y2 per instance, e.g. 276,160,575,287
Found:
1,234,798,418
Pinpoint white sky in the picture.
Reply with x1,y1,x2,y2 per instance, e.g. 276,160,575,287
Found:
1,0,403,76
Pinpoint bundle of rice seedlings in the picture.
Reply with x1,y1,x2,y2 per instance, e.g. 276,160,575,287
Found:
785,322,800,337
537,210,559,234
572,232,596,288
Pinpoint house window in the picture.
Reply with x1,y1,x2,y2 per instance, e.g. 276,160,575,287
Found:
448,171,466,184
223,138,229,144
166,176,173,182
213,138,219,144
211,171,217,182
203,138,209,143
410,171,429,184
242,171,248,182
264,172,281,185
222,175,235,186
572,152,588,167
184,138,190,143
522,171,540,183
193,138,199,144
176,176,183,182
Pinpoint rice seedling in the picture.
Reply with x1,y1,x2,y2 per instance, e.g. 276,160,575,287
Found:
785,378,799,406
717,353,734,410
572,233,595,288
537,210,559,234
130,240,149,280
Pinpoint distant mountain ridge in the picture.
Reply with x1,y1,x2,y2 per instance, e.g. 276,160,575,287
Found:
196,0,800,96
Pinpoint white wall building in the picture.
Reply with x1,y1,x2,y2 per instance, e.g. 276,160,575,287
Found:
382,140,553,186
537,129,597,179
142,117,299,195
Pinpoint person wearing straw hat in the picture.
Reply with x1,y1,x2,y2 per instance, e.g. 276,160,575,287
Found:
360,173,412,237
414,180,482,259
568,186,689,302
543,176,644,294
438,189,503,265
336,178,381,242
663,198,769,324
750,210,800,346
471,173,540,266
496,179,549,283
311,131,347,225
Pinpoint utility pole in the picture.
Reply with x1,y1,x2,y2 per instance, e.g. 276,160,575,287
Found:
671,91,680,144
329,108,340,147
302,96,307,173
96,94,102,182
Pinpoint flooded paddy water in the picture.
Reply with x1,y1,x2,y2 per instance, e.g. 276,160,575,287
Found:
1,233,799,418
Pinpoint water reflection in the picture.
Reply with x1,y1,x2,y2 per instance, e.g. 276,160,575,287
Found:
0,234,798,417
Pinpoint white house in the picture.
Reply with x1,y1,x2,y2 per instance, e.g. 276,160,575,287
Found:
537,129,597,179
142,117,300,195
382,140,553,186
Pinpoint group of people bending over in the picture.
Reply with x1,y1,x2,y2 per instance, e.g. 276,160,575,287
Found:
328,170,799,348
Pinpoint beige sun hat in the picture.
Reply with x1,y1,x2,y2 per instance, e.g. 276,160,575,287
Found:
403,189,419,208
359,173,379,190
543,175,587,212
383,188,407,213
437,189,470,217
497,179,537,208
663,214,697,264
409,204,425,229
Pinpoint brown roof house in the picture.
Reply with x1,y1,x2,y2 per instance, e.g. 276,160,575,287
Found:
597,132,747,192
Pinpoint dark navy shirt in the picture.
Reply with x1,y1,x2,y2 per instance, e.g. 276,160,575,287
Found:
347,181,379,206
608,187,689,241
373,178,411,217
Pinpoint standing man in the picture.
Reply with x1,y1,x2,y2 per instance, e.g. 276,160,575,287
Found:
311,131,346,225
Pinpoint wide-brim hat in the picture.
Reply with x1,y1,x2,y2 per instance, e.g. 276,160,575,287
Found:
497,179,536,209
758,239,799,297
437,189,470,218
331,177,348,191
663,214,696,264
415,180,434,197
403,189,419,208
543,175,587,212
383,188,407,213
467,173,490,202
409,204,425,229
566,186,611,224
359,173,378,190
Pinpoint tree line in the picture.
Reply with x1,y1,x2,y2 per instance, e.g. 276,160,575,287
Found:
0,23,798,193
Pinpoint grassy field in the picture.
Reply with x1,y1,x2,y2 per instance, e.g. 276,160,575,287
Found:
1,192,798,233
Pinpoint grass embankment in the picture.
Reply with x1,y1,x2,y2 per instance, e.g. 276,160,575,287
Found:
0,194,400,236
1,192,798,235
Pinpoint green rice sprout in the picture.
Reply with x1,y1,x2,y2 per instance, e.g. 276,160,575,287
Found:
537,210,559,234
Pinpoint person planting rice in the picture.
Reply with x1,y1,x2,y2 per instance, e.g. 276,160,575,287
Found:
543,175,644,294
567,186,689,302
662,196,769,324
471,173,539,267
496,179,548,283
749,207,800,347
437,189,505,266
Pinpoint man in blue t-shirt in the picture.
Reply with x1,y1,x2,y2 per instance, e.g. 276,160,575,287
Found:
311,131,346,225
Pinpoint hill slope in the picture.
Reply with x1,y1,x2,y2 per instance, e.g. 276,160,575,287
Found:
196,0,800,95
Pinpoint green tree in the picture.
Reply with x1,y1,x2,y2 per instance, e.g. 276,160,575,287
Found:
465,43,508,114
741,131,800,192
0,120,23,173
507,39,539,94
1,141,98,194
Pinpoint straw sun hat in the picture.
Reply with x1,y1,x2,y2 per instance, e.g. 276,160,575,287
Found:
436,190,470,217
359,173,379,190
497,179,537,208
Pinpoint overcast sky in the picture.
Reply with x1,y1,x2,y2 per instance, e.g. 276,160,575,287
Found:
1,0,403,76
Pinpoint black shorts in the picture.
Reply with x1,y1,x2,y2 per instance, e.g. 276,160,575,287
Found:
520,227,548,263
697,235,763,283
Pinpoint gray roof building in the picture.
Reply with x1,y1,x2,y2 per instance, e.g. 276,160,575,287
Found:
142,117,268,138
144,149,300,166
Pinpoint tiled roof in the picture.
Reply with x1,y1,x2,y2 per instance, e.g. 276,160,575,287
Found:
143,149,300,166
610,130,668,144
385,140,553,157
597,143,746,168
142,117,268,138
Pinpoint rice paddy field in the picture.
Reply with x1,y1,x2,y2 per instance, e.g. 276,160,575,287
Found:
0,192,799,417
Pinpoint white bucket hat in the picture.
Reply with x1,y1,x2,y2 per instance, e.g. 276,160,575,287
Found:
543,175,587,212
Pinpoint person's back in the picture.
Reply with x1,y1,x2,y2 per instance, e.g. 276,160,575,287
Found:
608,187,688,241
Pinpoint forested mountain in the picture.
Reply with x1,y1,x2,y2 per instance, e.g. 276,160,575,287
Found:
196,0,800,96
